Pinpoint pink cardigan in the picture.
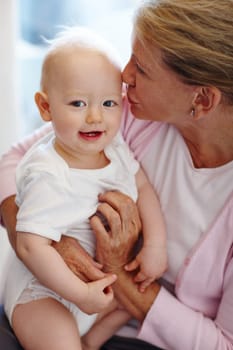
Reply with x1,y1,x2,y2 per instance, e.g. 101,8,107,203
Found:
1,104,233,349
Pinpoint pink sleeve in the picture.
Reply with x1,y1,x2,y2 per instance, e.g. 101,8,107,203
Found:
0,123,52,206
137,192,233,349
138,264,233,349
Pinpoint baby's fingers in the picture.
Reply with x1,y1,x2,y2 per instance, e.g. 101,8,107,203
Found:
134,270,147,283
98,273,117,294
91,274,117,309
138,278,154,293
125,259,139,272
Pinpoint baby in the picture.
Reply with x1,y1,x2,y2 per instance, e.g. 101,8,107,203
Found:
4,27,167,350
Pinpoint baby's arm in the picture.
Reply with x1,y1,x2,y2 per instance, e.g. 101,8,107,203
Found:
125,167,167,292
16,231,117,314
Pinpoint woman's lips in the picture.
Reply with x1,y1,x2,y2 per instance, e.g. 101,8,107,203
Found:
79,131,104,141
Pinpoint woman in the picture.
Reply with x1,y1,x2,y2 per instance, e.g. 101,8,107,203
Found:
1,0,233,349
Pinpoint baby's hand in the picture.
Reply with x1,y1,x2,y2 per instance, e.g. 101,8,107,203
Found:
125,245,167,292
79,274,117,314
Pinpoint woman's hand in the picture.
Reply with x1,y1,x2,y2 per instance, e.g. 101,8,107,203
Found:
52,236,106,282
0,195,18,250
90,191,142,272
90,190,160,321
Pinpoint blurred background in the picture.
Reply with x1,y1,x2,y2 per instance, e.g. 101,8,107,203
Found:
1,0,142,153
0,0,142,300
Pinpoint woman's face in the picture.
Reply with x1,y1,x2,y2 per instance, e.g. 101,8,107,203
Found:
122,35,195,125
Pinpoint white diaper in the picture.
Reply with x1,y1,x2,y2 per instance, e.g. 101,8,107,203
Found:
3,253,97,335
15,278,97,335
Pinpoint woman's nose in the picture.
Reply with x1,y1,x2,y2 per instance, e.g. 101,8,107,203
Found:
122,60,135,87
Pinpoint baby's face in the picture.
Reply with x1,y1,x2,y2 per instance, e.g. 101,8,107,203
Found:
46,48,123,160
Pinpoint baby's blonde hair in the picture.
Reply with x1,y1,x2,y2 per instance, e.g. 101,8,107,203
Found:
134,0,233,104
41,26,122,90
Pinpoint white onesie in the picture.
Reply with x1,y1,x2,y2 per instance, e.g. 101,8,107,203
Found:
4,131,139,335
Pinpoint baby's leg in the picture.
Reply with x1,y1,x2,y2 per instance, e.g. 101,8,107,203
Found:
12,297,82,350
82,302,131,350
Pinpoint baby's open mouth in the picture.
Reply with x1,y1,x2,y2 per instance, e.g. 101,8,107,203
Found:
79,131,103,136
79,131,104,140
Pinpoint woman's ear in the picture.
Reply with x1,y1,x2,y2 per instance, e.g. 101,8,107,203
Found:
34,91,51,122
192,86,222,120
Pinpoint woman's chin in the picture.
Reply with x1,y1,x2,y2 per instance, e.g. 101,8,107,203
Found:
130,104,146,120
130,103,141,116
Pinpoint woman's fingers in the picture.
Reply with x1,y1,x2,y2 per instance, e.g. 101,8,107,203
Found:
90,214,110,244
98,191,141,235
94,203,121,238
90,191,142,273
97,191,141,240
90,214,116,268
98,190,132,210
93,261,103,269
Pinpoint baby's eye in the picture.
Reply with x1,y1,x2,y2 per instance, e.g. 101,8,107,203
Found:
70,100,86,107
103,100,116,107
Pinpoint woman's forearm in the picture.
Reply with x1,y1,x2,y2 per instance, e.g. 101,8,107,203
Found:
108,266,160,321
0,195,18,250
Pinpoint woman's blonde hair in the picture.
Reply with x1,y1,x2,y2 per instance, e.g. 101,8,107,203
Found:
134,0,233,104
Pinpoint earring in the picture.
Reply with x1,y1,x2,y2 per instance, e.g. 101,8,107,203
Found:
191,107,195,117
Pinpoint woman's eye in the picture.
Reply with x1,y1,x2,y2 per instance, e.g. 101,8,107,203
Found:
132,54,146,75
103,100,116,107
135,62,145,74
70,100,86,107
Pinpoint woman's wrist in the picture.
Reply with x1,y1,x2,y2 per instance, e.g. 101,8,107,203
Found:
112,266,161,321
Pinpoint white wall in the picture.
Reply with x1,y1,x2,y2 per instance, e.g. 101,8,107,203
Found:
0,0,19,302
0,0,19,154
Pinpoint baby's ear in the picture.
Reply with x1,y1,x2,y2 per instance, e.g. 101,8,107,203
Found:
34,91,51,122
